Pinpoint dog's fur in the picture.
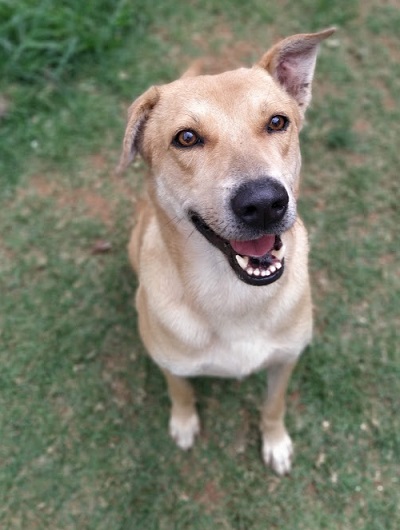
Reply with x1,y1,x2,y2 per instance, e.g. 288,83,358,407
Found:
118,28,335,475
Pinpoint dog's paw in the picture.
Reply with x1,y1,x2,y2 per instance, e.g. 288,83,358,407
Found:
262,433,293,476
169,413,200,450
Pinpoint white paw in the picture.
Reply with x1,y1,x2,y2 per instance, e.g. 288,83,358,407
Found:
262,433,293,475
169,413,200,450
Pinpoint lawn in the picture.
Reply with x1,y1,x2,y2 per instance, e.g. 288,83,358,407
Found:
1,0,399,528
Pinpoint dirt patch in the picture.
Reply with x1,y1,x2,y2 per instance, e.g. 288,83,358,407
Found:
352,118,371,134
59,189,113,227
288,390,306,413
376,34,400,64
193,480,225,513
49,187,115,227
89,153,109,171
203,39,260,73
372,78,397,111
24,173,114,226
0,241,15,265
109,377,132,408
102,352,134,408
29,174,58,198
378,252,396,267
174,20,265,76
345,152,367,168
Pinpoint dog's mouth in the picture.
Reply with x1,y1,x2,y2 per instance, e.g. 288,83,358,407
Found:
190,212,285,286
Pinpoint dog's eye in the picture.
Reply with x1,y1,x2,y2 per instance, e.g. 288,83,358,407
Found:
173,130,202,148
267,115,289,133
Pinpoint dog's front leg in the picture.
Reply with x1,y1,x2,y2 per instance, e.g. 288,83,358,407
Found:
260,362,296,475
162,369,200,450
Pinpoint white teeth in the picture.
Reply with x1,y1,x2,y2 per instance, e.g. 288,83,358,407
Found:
235,254,249,270
236,253,283,279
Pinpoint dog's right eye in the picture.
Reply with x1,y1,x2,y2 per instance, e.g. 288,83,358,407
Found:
173,130,202,148
266,115,289,133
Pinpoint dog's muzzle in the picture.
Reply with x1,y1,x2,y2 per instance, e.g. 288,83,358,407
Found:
189,177,291,286
191,212,285,286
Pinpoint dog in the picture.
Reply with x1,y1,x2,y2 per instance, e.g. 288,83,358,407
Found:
118,28,335,475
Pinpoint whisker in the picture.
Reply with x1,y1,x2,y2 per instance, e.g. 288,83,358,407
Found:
165,214,184,228
186,228,196,241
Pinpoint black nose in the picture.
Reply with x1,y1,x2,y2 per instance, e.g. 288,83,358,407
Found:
231,178,289,230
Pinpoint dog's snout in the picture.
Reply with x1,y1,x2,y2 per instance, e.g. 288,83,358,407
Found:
231,178,289,230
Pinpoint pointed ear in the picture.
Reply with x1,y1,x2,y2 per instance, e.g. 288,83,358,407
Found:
258,28,335,117
180,58,204,79
116,86,160,174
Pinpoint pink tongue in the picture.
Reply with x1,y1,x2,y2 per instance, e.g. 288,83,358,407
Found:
230,234,275,258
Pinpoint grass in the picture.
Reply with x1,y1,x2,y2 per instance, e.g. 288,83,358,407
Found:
1,0,399,528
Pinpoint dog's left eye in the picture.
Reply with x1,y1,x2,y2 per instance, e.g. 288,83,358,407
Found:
267,115,289,133
173,130,202,148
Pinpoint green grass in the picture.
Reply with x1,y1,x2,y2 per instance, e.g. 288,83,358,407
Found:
1,1,399,528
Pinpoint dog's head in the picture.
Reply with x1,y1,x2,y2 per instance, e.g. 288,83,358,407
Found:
119,29,334,286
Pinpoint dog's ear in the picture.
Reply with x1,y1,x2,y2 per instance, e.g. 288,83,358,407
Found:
258,28,335,117
180,59,204,79
116,86,160,174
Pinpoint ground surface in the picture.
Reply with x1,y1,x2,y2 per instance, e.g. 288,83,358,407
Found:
1,1,399,528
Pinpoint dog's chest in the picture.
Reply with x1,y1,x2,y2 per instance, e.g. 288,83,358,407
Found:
154,311,307,379
188,330,286,378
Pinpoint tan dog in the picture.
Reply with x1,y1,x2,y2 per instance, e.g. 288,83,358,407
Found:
118,28,335,475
